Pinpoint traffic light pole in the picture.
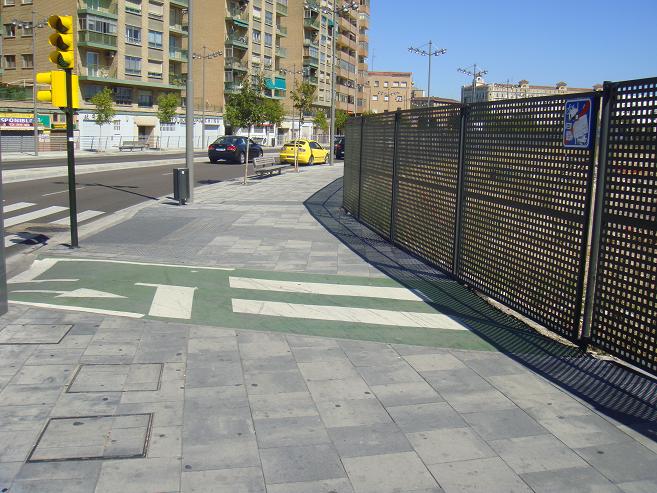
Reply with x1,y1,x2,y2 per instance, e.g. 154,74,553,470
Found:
64,67,78,248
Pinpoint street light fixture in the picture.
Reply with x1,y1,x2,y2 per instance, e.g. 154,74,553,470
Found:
408,41,447,108
192,47,222,148
321,1,359,166
457,64,488,103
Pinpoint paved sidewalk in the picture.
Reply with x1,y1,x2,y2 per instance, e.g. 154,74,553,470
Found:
1,164,657,492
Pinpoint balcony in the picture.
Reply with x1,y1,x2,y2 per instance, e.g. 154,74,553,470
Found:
226,9,249,28
275,46,287,58
225,34,249,50
84,64,116,78
225,58,247,72
225,82,243,94
78,31,118,50
169,22,188,35
78,0,118,19
170,0,188,6
276,0,288,16
304,75,318,85
303,55,319,68
169,48,188,62
169,74,186,87
304,17,320,30
276,25,287,36
303,38,319,49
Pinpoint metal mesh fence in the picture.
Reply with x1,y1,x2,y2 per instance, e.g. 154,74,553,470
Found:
458,96,597,339
394,105,462,272
590,78,657,372
358,112,396,238
343,117,362,216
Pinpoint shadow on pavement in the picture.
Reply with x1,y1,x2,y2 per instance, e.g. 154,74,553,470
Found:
304,177,657,438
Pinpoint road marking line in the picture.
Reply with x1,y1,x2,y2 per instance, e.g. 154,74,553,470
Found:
4,233,39,248
42,186,86,197
4,202,35,213
50,210,104,226
53,258,235,270
229,276,423,301
136,283,197,319
8,258,59,283
11,290,66,295
9,300,144,318
56,288,126,299
10,279,79,283
231,299,468,330
4,206,68,228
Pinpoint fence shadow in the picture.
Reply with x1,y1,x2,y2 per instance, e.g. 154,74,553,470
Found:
304,177,657,436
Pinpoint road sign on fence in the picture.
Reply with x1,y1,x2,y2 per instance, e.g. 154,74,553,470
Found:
563,96,594,148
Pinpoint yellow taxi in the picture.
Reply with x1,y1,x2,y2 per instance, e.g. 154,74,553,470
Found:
279,139,329,165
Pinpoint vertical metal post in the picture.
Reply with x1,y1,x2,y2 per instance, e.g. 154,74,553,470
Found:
328,9,337,166
0,125,7,315
581,82,614,343
426,40,431,108
389,109,402,243
185,0,195,203
65,68,78,248
472,64,477,103
32,11,39,156
452,104,468,275
201,45,206,149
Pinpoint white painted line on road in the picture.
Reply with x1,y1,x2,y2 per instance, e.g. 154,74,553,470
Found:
11,279,79,283
50,210,104,226
4,206,68,228
229,276,423,301
4,233,38,248
42,186,86,197
54,258,235,270
9,300,144,318
231,299,469,330
4,202,35,213
136,283,197,319
8,258,59,283
163,172,173,176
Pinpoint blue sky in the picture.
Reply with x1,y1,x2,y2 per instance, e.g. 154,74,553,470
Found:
369,0,657,100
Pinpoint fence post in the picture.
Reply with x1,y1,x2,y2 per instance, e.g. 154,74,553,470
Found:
452,104,468,276
356,116,365,220
580,82,614,344
389,109,402,244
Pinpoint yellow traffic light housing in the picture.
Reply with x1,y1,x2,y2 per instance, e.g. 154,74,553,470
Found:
47,15,75,69
36,70,79,108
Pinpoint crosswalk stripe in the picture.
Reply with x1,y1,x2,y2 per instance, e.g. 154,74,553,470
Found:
50,210,104,226
229,276,423,301
231,299,468,330
4,206,68,228
4,202,35,213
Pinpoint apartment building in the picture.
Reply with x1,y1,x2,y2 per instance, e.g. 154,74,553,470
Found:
461,79,594,103
365,71,412,113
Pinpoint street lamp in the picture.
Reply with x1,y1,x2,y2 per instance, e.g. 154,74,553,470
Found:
408,41,446,108
192,46,222,149
321,1,359,166
457,64,488,103
12,13,48,156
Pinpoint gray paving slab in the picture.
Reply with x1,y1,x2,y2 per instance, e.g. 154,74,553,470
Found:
490,434,589,474
462,408,548,441
94,458,180,493
266,477,355,493
260,444,346,485
520,466,622,493
387,402,467,433
369,381,443,407
427,457,531,493
574,441,657,483
254,415,331,448
327,423,413,458
181,467,266,493
407,427,496,465
0,324,72,344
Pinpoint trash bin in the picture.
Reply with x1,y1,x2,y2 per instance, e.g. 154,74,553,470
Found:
173,168,189,205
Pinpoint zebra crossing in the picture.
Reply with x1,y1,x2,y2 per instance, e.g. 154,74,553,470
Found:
2,201,105,249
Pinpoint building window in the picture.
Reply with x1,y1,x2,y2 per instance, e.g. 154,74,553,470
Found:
21,54,33,68
125,56,141,75
113,87,133,105
148,30,163,49
113,120,121,131
392,81,399,87
373,80,379,87
3,55,16,69
384,95,389,102
21,22,33,36
252,29,261,43
400,81,407,88
148,0,164,19
3,24,16,38
126,25,141,44
265,10,273,25
125,0,141,14
161,122,175,131
79,15,117,34
148,60,163,78
383,81,388,87
3,0,15,5
138,90,153,107
253,6,261,18
396,95,402,102
264,32,272,47
22,0,33,4
371,95,378,101
263,55,272,68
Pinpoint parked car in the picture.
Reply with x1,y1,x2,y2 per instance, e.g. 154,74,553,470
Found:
334,136,345,159
208,136,263,164
279,139,329,165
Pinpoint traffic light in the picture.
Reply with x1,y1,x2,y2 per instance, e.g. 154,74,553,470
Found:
36,70,79,108
47,15,75,69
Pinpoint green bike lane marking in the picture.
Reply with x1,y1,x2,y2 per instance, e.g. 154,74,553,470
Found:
8,258,496,351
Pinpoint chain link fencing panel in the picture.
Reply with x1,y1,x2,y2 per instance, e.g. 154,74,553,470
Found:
343,117,362,217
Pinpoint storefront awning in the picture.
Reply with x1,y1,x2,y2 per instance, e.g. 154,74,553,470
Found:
264,78,276,90
274,77,286,90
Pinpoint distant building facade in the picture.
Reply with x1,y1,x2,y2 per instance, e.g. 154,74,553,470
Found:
461,79,594,103
365,71,412,113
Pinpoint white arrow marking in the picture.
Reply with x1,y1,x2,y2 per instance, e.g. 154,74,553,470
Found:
55,288,126,299
136,283,197,319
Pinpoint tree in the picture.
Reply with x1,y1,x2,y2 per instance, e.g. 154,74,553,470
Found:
157,93,180,124
262,98,285,145
290,80,316,171
313,108,329,135
224,75,267,184
335,109,349,135
89,87,115,151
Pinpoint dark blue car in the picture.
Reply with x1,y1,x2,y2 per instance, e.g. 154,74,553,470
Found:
208,136,263,164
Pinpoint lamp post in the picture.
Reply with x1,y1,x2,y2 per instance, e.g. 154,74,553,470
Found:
12,14,48,156
457,64,488,103
192,46,222,149
321,1,359,166
408,41,446,108
184,1,194,203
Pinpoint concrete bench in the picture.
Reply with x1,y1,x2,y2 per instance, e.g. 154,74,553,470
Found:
252,154,287,178
119,141,146,151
